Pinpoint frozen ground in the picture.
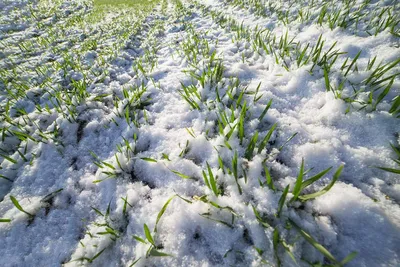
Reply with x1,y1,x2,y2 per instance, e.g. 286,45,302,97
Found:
0,0,399,266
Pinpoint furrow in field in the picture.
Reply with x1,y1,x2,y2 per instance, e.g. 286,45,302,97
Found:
167,0,400,265
184,0,400,192
0,1,171,265
222,0,400,38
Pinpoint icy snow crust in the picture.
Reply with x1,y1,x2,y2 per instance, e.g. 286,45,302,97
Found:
0,0,399,266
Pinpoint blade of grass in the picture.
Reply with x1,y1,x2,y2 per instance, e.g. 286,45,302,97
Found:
389,96,400,114
141,157,158,163
0,175,13,182
129,257,141,266
290,158,305,202
10,196,33,217
279,132,298,151
264,166,275,190
376,167,400,174
373,77,395,110
132,235,147,244
300,167,332,191
245,131,258,160
299,165,344,201
149,248,173,257
273,228,281,267
232,151,242,194
200,213,233,228
171,170,191,179
251,204,270,228
258,99,273,121
89,248,107,263
258,123,277,154
289,219,338,264
341,251,358,264
344,50,362,76
207,162,219,196
238,101,247,144
154,195,176,233
0,153,17,164
277,185,289,218
324,65,330,91
144,224,155,246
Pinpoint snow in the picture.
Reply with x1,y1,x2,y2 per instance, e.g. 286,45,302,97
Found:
0,0,399,266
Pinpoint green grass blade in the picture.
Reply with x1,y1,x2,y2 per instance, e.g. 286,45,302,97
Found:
102,161,115,170
238,101,247,144
277,185,289,218
281,241,297,264
245,131,259,160
344,50,362,76
10,196,33,217
0,153,17,164
154,195,176,232
140,157,158,163
341,251,358,264
279,132,298,151
324,65,330,91
225,123,237,140
132,235,147,244
300,167,332,191
149,248,173,257
41,188,63,203
376,167,400,174
105,200,111,219
144,224,155,246
91,207,104,217
200,213,233,228
389,96,400,114
389,142,400,158
290,158,304,202
202,170,211,189
258,123,277,154
90,248,107,263
373,77,395,110
258,99,273,121
232,151,242,194
0,175,13,182
129,257,141,267
251,204,270,228
299,165,344,201
289,219,338,264
264,166,275,190
171,170,191,179
273,228,281,267
218,155,225,173
207,162,219,196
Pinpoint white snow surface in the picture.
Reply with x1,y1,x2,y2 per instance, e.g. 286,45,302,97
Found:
0,0,399,266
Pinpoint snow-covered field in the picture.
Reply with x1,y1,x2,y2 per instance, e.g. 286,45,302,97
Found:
0,0,399,266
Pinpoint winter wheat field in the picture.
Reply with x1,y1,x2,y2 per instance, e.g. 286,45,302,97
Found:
0,0,400,266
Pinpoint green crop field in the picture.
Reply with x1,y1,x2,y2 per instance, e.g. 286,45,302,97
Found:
0,0,399,266
94,0,160,8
